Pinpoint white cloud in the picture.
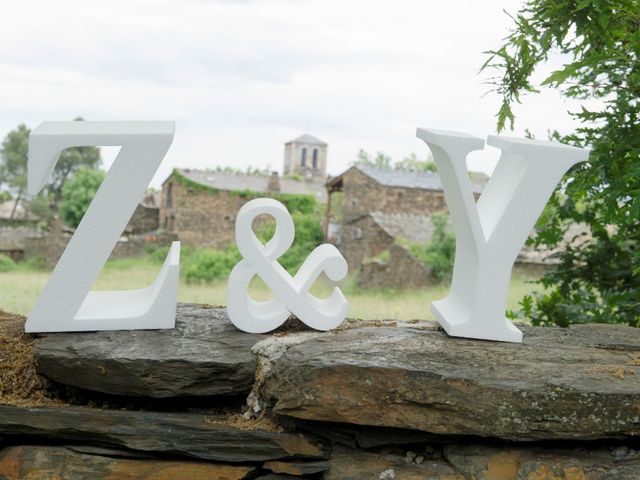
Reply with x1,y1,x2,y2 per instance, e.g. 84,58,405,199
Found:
0,0,588,186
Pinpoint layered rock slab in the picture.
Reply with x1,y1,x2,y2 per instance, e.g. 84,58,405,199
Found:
323,447,464,480
0,445,255,480
443,444,640,480
255,323,640,441
35,304,264,397
0,405,327,462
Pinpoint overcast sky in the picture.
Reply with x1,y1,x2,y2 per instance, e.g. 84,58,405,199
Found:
0,0,583,187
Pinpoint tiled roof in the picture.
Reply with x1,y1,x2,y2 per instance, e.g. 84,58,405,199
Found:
286,134,327,146
369,211,438,244
174,169,326,202
357,165,484,194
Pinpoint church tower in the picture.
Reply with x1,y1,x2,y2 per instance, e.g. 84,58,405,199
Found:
283,134,328,180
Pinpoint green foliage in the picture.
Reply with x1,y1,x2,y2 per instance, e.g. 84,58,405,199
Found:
274,194,317,215
149,209,325,283
0,119,101,220
353,149,441,173
183,246,242,283
0,254,16,272
26,195,53,223
484,0,640,326
0,124,28,219
254,211,324,274
172,169,218,193
48,118,101,206
404,213,456,280
352,149,393,169
16,256,45,271
0,191,12,202
58,168,105,228
212,165,269,176
395,153,437,172
371,249,390,263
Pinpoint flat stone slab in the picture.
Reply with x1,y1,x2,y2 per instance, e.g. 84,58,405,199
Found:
443,444,640,479
35,304,265,398
0,445,255,480
255,323,640,441
0,405,327,463
324,447,463,480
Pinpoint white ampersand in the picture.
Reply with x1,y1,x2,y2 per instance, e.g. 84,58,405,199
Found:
227,198,348,333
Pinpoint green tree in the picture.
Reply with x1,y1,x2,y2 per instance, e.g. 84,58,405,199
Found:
0,119,101,219
353,150,439,172
0,124,29,219
58,168,105,228
483,0,640,326
351,149,393,169
395,153,437,172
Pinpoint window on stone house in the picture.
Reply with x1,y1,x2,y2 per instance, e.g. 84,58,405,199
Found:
301,147,307,167
166,183,173,208
312,148,318,168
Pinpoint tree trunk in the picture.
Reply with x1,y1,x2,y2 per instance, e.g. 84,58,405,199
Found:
9,187,23,220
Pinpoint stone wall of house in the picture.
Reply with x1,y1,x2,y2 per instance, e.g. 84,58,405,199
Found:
358,243,432,290
159,178,250,248
340,168,448,222
0,225,39,261
339,215,393,269
125,204,159,235
23,220,169,269
23,220,70,269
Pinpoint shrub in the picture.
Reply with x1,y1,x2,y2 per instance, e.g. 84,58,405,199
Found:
0,254,16,272
275,194,317,215
255,211,324,274
58,168,105,228
183,247,241,283
405,213,456,280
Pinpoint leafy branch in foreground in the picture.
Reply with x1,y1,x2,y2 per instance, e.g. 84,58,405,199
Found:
483,0,639,326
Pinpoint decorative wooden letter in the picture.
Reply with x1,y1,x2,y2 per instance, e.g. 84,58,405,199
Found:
227,198,348,333
25,121,180,333
416,128,589,343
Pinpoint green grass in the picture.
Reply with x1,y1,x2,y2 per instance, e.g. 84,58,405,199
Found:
0,257,542,321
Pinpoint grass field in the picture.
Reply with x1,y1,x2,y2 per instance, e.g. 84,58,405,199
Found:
0,257,542,320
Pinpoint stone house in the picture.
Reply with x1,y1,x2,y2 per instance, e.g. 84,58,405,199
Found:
325,166,462,228
283,134,328,181
323,165,487,288
352,212,437,289
126,191,160,235
159,169,325,248
325,165,483,260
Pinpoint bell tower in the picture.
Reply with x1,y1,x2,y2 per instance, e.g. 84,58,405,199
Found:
283,134,328,180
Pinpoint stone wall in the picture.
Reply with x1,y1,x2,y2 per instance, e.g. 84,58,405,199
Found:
125,204,159,234
159,175,316,249
340,215,393,268
0,225,39,261
23,220,168,268
3,304,640,479
341,167,448,222
23,220,70,269
358,243,433,290
159,177,254,248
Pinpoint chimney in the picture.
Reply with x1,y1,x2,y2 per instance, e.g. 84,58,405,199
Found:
267,171,281,192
